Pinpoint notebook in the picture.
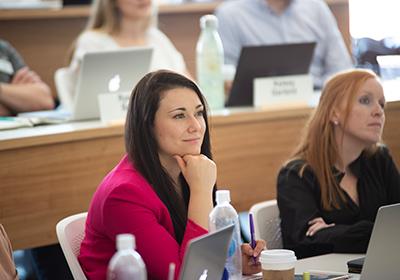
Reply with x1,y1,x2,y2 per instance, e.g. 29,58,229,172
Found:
19,47,153,122
347,203,400,280
178,224,234,280
226,42,316,107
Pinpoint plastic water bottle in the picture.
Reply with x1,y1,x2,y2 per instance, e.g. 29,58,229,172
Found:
209,190,242,280
196,14,225,110
107,234,147,280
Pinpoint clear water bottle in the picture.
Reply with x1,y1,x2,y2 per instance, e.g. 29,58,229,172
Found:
196,14,225,110
209,190,242,280
107,234,147,280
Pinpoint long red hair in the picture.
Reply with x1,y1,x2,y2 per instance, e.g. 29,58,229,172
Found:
290,69,381,210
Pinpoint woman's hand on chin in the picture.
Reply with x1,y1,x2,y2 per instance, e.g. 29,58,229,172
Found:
174,154,216,194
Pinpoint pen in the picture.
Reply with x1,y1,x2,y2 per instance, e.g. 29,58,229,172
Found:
249,213,257,264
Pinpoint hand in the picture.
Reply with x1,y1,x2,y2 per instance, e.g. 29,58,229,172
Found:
241,239,266,275
174,154,216,195
11,67,41,84
0,103,12,116
306,217,335,237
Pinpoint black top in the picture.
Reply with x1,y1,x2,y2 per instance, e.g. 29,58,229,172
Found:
277,146,400,259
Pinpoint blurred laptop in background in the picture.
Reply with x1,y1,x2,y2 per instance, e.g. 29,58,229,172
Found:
226,42,316,107
19,47,153,122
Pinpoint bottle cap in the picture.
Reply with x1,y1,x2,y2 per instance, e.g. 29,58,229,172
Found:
200,14,218,29
216,190,230,204
303,271,311,280
116,233,136,251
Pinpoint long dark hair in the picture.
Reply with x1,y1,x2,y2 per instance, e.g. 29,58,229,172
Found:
125,70,215,244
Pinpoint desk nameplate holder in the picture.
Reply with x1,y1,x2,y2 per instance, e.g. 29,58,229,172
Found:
98,92,130,123
253,74,314,109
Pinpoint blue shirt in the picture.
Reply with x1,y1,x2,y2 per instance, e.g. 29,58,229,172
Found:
215,0,353,88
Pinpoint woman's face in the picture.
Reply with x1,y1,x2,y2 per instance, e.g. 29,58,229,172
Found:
115,0,152,21
338,77,386,147
154,87,206,162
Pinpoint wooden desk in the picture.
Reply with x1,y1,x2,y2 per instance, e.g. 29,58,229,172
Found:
1,101,399,250
0,0,350,97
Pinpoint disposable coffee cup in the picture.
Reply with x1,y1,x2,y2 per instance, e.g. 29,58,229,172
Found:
260,249,297,280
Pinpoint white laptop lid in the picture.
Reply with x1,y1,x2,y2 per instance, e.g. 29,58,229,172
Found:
178,224,234,280
72,47,153,121
360,203,400,280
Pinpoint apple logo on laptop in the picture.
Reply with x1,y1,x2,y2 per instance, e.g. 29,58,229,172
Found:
198,269,208,280
108,74,121,92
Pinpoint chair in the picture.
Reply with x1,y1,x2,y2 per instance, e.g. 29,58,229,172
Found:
249,199,282,249
56,212,88,280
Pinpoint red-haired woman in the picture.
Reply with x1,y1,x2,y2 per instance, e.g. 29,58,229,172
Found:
277,69,400,258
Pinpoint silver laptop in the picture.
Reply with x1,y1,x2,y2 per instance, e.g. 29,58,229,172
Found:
19,47,153,122
179,224,234,280
357,203,400,280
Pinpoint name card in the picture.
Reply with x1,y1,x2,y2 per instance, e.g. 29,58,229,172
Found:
98,92,130,123
254,74,313,109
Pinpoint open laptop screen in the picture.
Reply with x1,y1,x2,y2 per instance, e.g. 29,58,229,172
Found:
226,42,316,107
179,224,234,280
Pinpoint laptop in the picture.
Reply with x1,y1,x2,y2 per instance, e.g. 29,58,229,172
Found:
226,42,316,107
347,203,400,280
178,224,234,280
19,47,153,122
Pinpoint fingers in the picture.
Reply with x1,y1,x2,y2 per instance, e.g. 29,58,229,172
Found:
173,155,186,172
241,240,266,263
12,67,40,84
178,154,216,192
241,243,253,256
253,240,266,256
12,67,29,84
242,248,262,275
306,218,335,237
308,217,323,225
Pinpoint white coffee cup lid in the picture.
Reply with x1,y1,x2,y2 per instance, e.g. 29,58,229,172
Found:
260,249,297,270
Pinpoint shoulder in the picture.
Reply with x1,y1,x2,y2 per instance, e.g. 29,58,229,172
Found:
299,0,333,19
279,159,309,178
216,0,247,14
0,39,11,51
364,145,396,167
148,28,174,45
215,0,249,23
95,156,156,205
289,0,332,22
299,0,330,10
76,30,112,47
278,159,318,189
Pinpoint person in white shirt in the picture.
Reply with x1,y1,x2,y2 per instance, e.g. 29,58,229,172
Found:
215,0,353,89
66,0,188,98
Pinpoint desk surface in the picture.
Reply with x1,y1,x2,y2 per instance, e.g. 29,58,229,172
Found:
243,253,364,279
0,105,311,149
295,253,364,274
1,103,399,250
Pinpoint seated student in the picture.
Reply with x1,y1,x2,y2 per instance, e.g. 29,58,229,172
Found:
215,0,353,89
0,39,54,116
0,224,18,280
78,70,265,280
277,69,400,259
66,0,189,98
